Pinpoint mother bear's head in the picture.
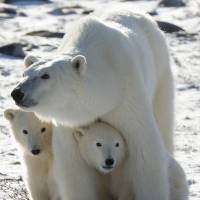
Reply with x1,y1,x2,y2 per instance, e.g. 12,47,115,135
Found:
11,54,124,127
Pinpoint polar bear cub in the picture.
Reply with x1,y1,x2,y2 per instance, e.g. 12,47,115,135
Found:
75,120,188,200
4,108,59,200
74,120,126,174
74,120,131,200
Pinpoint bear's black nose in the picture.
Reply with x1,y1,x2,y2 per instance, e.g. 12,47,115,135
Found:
105,158,114,166
31,149,40,155
11,88,24,104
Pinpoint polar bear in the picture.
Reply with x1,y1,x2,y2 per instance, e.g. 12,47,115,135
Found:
11,10,188,200
74,121,188,200
74,121,126,175
4,108,60,200
74,120,131,200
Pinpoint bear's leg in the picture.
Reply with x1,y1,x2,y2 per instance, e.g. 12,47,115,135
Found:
26,176,49,200
110,169,134,200
47,166,61,200
52,126,99,200
24,158,49,200
125,127,169,200
139,14,175,154
118,184,134,200
104,108,170,200
169,157,188,200
153,71,174,154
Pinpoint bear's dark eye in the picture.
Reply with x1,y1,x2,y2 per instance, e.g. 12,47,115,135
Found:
41,74,50,79
115,142,119,147
96,142,102,147
41,127,46,133
23,130,28,135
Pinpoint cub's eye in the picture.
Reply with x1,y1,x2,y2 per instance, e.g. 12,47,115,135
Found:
41,127,46,133
40,74,50,79
96,142,102,147
115,142,119,147
23,130,28,135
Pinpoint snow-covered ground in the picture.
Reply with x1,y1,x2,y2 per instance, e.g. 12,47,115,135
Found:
0,0,199,199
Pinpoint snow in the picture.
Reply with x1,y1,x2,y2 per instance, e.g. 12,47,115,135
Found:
0,0,199,199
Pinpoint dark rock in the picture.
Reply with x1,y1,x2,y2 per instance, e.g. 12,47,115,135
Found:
48,5,85,16
0,3,17,15
148,10,158,16
0,3,27,17
159,0,185,7
3,0,50,4
188,179,196,186
0,43,25,58
11,161,20,165
1,69,11,76
17,10,27,16
25,30,64,38
0,172,7,176
82,9,94,15
61,5,84,9
48,8,63,15
177,84,200,91
175,32,197,39
156,20,185,33
48,7,77,16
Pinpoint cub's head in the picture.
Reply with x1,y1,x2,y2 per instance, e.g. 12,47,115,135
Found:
11,53,123,126
74,121,126,174
4,108,52,156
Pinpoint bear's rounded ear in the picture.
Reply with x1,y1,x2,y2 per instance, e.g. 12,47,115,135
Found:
71,55,87,76
4,109,16,121
73,129,85,142
24,55,39,68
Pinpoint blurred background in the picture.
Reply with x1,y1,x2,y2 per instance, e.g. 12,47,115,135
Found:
0,0,199,199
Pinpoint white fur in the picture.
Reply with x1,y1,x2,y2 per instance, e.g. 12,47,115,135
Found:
74,121,126,174
75,121,188,200
109,154,189,200
4,109,60,200
74,121,131,200
169,157,189,200
13,10,188,200
52,124,108,200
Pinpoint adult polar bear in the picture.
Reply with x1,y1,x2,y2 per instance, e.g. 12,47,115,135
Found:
12,11,175,200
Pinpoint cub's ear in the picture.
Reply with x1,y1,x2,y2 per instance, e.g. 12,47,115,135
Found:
24,55,39,68
71,55,87,75
4,109,17,121
73,129,85,142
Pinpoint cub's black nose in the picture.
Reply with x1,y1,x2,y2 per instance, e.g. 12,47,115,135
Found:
105,158,114,166
31,149,40,155
11,88,24,103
